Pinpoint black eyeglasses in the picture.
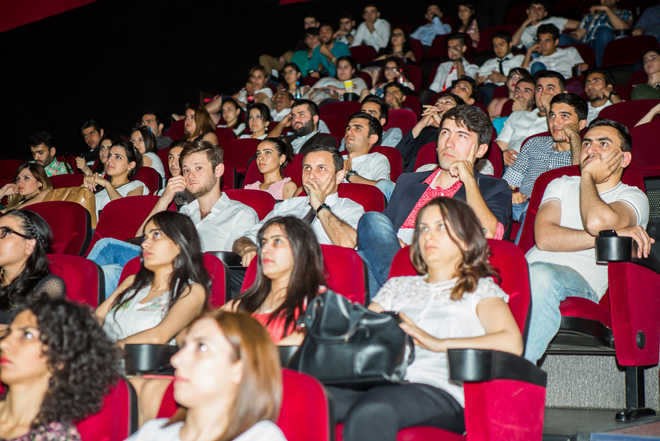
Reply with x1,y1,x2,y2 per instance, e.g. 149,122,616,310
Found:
0,227,30,240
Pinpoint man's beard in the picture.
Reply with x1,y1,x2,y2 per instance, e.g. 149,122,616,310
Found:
189,175,218,198
293,120,315,137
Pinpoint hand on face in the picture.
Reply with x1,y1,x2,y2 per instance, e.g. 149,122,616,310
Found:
163,175,188,199
562,121,581,144
581,147,624,184
304,172,334,210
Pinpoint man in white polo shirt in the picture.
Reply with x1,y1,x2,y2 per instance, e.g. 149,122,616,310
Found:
522,24,587,79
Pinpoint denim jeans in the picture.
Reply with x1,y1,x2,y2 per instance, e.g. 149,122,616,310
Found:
524,262,599,363
87,238,141,298
511,200,529,245
357,212,403,301
559,27,616,67
530,61,548,76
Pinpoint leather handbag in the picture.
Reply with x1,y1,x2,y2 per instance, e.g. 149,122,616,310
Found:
42,186,97,228
288,289,414,388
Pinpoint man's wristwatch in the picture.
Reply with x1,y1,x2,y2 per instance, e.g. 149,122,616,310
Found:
608,91,618,101
346,169,359,182
316,203,331,217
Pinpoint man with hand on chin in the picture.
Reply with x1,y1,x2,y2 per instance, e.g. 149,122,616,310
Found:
270,99,336,154
233,145,365,267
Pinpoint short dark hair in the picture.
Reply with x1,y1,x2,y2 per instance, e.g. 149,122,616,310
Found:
587,118,633,153
452,76,480,103
550,93,588,121
384,81,408,95
509,67,533,82
364,2,379,11
446,32,467,48
534,70,566,91
434,91,466,106
292,99,320,119
80,118,103,133
305,27,320,37
141,111,164,126
337,55,357,73
304,11,320,21
491,30,513,44
537,23,560,40
441,105,493,146
320,22,335,33
180,139,223,170
28,131,54,149
585,68,615,87
528,0,548,9
361,94,389,124
302,145,344,174
348,111,383,146
339,10,354,21
169,139,190,150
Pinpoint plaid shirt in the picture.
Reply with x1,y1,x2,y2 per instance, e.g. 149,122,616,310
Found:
503,136,572,197
43,158,71,177
580,9,632,42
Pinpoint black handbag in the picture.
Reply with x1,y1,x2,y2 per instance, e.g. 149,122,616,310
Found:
288,289,414,388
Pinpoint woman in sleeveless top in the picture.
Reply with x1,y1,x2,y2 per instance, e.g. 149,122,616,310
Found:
0,164,52,214
243,138,297,201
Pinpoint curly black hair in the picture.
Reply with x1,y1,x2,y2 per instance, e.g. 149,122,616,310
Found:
6,295,120,428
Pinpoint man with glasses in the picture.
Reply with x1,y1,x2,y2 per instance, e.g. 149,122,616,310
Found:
335,12,356,46
140,112,172,150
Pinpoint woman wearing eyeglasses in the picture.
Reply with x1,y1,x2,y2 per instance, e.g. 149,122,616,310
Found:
0,210,65,325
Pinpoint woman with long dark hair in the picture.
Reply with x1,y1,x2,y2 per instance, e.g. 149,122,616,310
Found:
0,210,64,324
457,1,479,49
96,211,210,346
130,126,166,179
182,104,220,145
332,197,522,441
243,138,297,200
0,164,52,213
240,103,273,140
374,27,416,63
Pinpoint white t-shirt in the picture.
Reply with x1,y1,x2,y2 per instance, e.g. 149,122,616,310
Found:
526,176,649,298
144,152,166,179
520,16,569,49
587,100,612,124
95,180,149,214
477,54,525,85
496,109,548,153
343,152,391,182
373,276,509,407
303,77,368,104
531,47,584,81
429,60,479,93
126,419,286,441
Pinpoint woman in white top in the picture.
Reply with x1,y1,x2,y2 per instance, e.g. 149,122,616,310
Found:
125,310,287,441
96,211,209,346
306,56,368,104
131,126,166,180
331,197,523,441
243,138,297,200
83,141,149,214
239,103,273,140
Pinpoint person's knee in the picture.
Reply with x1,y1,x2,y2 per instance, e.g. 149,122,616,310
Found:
358,211,390,235
344,400,398,432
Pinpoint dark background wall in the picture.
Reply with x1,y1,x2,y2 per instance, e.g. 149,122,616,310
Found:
0,0,433,160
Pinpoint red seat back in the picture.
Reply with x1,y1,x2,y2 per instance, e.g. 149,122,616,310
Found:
319,101,361,119
119,253,227,308
601,36,659,69
26,201,91,256
0,159,25,180
157,148,171,179
133,167,161,194
222,159,236,190
406,64,423,93
75,379,137,441
384,109,417,137
349,44,378,64
409,38,424,65
321,115,349,141
242,244,367,305
219,138,261,175
628,69,648,86
48,254,103,307
86,195,161,255
500,99,514,117
338,182,386,213
215,126,236,143
371,146,403,183
167,119,185,141
413,142,437,171
485,140,504,178
224,189,276,220
50,173,85,188
630,119,660,177
403,94,422,119
476,25,519,53
598,99,660,129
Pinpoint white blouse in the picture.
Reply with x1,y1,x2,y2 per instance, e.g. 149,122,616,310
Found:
94,180,149,214
126,419,287,441
144,152,166,179
372,276,509,407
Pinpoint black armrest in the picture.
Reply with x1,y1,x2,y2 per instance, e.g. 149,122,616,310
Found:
124,344,178,374
207,251,243,268
448,349,547,387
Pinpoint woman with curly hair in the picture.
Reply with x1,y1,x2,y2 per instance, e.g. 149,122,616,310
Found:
0,294,119,440
96,211,210,347
126,310,285,440
0,164,53,214
0,210,65,325
331,197,523,441
243,138,297,200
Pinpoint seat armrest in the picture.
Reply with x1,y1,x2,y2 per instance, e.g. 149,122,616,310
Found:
448,348,547,387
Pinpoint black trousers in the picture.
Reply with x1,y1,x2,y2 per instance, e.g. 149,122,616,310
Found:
328,382,465,441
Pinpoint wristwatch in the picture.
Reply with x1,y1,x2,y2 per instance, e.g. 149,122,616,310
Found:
316,203,331,217
346,169,359,182
608,91,618,101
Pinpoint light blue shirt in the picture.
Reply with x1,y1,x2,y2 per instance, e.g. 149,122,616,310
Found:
410,16,451,46
308,42,351,77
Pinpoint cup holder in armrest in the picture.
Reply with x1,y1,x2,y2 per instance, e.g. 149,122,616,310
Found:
124,344,178,375
595,232,632,264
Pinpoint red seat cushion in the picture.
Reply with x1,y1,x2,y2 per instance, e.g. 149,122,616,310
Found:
559,297,612,327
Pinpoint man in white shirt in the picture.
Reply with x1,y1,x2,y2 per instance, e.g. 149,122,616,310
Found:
584,69,622,123
425,33,479,103
497,70,566,166
524,118,652,363
522,24,587,80
342,112,393,200
410,4,451,47
234,145,365,266
340,95,402,149
512,0,579,49
87,140,259,296
475,30,524,105
351,3,391,51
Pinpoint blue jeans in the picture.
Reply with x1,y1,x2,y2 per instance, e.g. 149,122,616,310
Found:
375,180,395,202
357,212,402,301
559,27,616,67
511,200,529,245
524,262,599,363
530,61,547,76
87,238,141,298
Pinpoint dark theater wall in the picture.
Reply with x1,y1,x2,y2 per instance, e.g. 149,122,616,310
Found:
0,0,421,160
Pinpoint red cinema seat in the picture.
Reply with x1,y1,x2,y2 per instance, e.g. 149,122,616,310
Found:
215,126,236,143
338,182,386,213
413,142,437,171
119,253,227,308
219,138,261,175
50,173,85,189
406,64,423,93
601,36,659,69
242,244,368,305
518,164,659,419
371,146,403,183
26,201,91,256
630,119,660,178
403,94,422,119
222,159,236,190
133,166,161,194
409,38,424,66
485,139,504,178
500,99,514,117
476,25,519,53
319,101,361,119
75,378,137,441
384,109,417,136
85,195,161,255
48,254,104,307
598,99,660,129
224,189,276,220
321,115,349,141
156,148,171,179
336,240,544,441
167,119,185,141
349,44,378,65
0,159,25,180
